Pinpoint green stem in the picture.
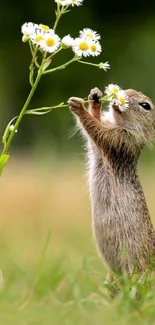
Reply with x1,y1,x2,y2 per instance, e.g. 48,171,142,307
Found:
1,71,42,156
53,14,61,31
27,104,68,112
28,40,34,56
43,56,78,74
53,5,69,30
78,60,99,68
53,4,62,30
51,46,63,57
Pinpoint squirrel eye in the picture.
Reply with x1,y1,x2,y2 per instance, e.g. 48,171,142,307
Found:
139,102,151,111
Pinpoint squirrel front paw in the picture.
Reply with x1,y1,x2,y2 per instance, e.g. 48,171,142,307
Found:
88,87,102,103
68,97,85,115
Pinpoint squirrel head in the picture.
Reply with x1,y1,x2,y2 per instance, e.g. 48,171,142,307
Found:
103,89,155,147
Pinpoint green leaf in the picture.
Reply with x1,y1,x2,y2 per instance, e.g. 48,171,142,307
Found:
0,153,10,175
2,116,18,145
29,67,34,87
63,9,71,14
42,57,52,72
35,57,40,68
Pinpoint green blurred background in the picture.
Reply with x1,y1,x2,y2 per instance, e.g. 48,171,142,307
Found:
0,2,155,324
1,0,155,158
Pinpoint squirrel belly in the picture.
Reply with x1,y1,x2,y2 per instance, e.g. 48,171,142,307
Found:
88,149,155,274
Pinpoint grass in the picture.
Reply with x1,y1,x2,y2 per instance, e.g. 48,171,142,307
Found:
0,157,155,324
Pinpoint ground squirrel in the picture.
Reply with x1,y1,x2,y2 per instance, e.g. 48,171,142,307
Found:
68,87,155,275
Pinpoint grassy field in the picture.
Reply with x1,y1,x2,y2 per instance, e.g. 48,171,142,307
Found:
0,157,155,325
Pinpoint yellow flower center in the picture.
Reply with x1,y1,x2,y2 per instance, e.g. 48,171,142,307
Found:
79,41,89,51
112,88,119,98
119,97,125,106
91,44,97,52
113,88,118,93
86,33,93,39
35,35,43,43
46,38,55,47
72,0,76,2
41,24,49,31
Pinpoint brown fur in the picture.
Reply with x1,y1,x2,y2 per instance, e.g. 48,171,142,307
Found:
68,88,155,275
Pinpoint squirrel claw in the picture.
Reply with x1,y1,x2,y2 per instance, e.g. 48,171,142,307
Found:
88,87,102,103
68,97,85,114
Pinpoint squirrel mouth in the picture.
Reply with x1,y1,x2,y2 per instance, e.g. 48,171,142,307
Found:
112,103,122,115
112,103,121,112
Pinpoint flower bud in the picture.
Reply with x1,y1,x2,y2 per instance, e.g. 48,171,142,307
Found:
9,125,17,133
22,35,29,42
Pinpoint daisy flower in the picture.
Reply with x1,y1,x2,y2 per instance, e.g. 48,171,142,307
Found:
55,0,71,6
79,28,101,41
61,34,75,48
72,37,91,57
40,32,60,53
105,84,121,99
115,90,129,111
99,62,110,71
30,28,46,45
21,22,37,36
89,41,102,56
70,0,84,6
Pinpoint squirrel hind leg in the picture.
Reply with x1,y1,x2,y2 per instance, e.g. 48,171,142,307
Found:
88,87,102,121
